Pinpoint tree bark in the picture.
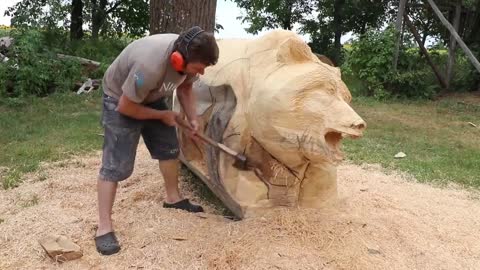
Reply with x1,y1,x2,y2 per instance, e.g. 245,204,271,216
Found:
150,0,217,35
421,19,430,46
332,0,345,65
446,0,462,89
281,0,294,30
91,0,108,39
70,0,84,40
404,14,447,89
392,0,408,71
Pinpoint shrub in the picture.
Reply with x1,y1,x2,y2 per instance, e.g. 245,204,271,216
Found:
343,26,441,99
450,51,478,91
343,25,477,99
0,28,129,99
1,29,83,98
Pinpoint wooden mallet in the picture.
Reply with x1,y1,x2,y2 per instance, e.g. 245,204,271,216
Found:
175,116,253,170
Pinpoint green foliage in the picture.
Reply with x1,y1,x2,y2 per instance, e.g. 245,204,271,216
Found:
305,0,392,63
64,38,130,64
343,26,397,98
233,0,314,33
234,0,393,64
450,50,479,91
343,26,442,99
6,0,149,39
110,0,149,38
343,24,478,99
0,29,83,98
5,0,70,30
2,169,22,189
0,28,129,99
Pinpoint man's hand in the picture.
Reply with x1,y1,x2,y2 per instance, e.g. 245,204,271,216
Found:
117,94,179,123
160,111,180,126
185,118,201,141
189,119,199,134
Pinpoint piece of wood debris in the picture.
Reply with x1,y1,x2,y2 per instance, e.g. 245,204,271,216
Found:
57,54,100,68
38,234,83,262
368,248,381,255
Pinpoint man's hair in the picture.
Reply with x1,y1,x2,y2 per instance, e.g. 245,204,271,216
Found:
173,26,219,66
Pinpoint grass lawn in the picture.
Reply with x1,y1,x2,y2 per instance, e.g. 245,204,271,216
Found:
1,88,479,190
344,94,480,188
0,91,104,188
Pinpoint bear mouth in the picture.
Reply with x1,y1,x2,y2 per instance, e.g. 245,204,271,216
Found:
324,129,362,162
324,131,344,161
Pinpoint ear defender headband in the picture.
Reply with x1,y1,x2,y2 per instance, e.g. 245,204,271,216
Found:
171,26,205,72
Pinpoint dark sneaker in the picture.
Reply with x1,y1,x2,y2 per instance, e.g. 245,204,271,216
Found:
163,198,204,213
95,231,121,255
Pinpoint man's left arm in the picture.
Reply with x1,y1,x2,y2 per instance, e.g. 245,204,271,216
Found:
176,80,199,132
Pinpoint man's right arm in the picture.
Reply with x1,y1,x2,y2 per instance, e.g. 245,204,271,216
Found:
117,94,178,126
116,61,179,126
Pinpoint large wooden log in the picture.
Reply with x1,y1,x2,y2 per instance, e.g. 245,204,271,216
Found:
173,30,367,218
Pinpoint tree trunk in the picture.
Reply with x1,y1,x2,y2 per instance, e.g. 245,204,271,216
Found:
70,0,84,40
91,0,108,39
150,0,217,35
404,14,447,89
446,0,462,89
281,0,294,30
360,22,367,35
393,0,408,71
332,0,345,65
421,19,430,46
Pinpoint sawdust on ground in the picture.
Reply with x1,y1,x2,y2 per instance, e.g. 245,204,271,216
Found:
1,143,479,270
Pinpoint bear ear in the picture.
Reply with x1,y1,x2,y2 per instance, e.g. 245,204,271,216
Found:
276,37,314,64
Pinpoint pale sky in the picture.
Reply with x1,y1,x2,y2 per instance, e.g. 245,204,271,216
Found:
0,0,18,26
0,0,343,42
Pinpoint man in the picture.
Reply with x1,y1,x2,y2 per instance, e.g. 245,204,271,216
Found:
94,26,219,255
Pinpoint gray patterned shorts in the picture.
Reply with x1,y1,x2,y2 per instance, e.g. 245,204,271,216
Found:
99,94,179,182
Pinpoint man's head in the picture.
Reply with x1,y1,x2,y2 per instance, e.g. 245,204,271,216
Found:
172,26,219,76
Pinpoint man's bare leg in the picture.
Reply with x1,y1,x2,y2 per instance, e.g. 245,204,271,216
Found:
159,159,182,203
96,179,118,236
159,159,203,212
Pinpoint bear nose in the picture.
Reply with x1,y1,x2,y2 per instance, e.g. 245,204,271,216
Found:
350,120,366,130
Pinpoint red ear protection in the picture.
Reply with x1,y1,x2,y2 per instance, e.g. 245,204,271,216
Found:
171,26,205,73
170,51,185,72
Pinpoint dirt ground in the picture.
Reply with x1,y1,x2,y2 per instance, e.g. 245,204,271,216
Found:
1,142,479,270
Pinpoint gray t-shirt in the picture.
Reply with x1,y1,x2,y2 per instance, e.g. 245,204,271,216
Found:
102,33,198,104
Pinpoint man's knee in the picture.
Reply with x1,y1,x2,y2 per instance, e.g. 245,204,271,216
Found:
99,166,134,182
